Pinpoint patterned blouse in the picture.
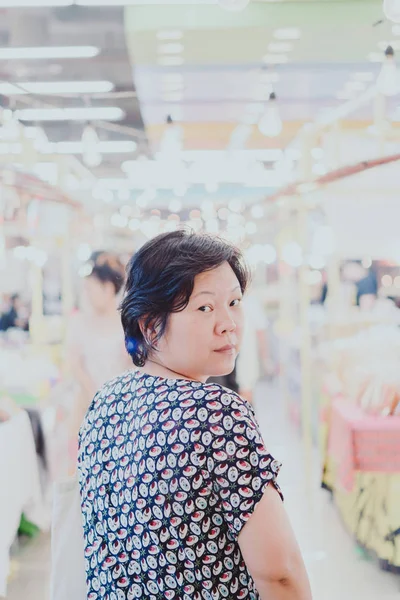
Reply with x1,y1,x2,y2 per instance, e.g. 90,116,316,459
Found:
78,370,283,600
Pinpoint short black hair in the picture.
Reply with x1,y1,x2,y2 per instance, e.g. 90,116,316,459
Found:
120,230,250,367
88,252,125,295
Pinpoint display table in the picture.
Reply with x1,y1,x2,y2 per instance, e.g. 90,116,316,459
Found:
0,410,46,596
325,399,400,571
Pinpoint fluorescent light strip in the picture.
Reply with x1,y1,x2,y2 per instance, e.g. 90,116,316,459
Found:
50,140,137,154
0,0,70,5
262,54,289,65
273,28,301,41
0,46,99,60
15,107,124,122
158,56,184,66
0,80,114,95
267,42,293,53
158,43,184,55
0,0,216,4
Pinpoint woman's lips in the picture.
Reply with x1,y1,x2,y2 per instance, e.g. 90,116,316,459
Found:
214,344,236,354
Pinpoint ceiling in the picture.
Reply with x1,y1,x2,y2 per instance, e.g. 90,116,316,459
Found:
0,0,399,211
0,5,147,179
125,0,400,149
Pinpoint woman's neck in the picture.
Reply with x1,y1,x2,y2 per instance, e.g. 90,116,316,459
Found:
140,359,207,383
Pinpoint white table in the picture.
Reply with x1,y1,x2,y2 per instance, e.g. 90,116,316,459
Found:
0,410,45,597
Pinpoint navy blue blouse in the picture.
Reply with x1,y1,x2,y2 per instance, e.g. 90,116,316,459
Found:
78,370,282,600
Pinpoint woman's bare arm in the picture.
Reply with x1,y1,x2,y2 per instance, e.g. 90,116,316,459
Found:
239,484,312,600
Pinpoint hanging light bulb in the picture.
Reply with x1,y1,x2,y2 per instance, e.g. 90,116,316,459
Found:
218,0,250,11
383,0,400,22
258,92,283,137
82,123,102,168
159,114,183,157
377,45,400,96
1,109,20,141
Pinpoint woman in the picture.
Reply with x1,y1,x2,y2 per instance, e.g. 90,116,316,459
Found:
66,252,130,469
78,231,312,600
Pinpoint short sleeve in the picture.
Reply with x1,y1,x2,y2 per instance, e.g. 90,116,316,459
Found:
204,386,283,540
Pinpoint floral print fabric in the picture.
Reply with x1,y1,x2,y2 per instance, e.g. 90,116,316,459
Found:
78,370,282,600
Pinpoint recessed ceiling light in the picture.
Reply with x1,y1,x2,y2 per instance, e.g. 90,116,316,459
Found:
262,54,288,65
0,46,99,60
157,30,183,41
50,141,137,155
0,80,114,95
0,0,70,5
267,42,293,53
15,106,125,122
158,43,184,55
273,28,301,41
158,56,184,66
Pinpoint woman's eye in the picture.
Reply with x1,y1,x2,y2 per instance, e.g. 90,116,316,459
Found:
231,298,242,307
199,305,212,313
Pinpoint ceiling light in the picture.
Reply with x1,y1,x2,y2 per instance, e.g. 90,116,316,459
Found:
158,43,184,54
158,56,184,67
218,0,249,11
51,140,137,155
0,80,114,95
15,107,124,122
0,46,99,60
377,46,400,96
258,92,283,138
82,124,102,168
383,0,400,23
273,28,301,40
262,54,289,65
157,30,183,41
0,0,70,5
267,42,293,53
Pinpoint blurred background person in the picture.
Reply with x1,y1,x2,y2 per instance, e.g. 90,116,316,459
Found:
342,260,378,311
65,252,130,470
236,289,273,405
0,294,24,332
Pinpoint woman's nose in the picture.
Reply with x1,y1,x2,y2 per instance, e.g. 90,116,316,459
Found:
216,315,237,336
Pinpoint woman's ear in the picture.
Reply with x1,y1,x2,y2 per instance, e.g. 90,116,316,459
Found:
138,317,160,348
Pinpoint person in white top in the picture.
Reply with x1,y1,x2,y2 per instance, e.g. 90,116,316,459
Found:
236,290,272,404
65,252,130,469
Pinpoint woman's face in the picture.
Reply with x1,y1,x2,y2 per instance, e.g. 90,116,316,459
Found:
152,262,244,382
83,276,115,313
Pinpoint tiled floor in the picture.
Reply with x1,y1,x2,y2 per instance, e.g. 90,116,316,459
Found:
5,382,400,599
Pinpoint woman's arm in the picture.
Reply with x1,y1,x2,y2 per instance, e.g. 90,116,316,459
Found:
239,485,312,600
